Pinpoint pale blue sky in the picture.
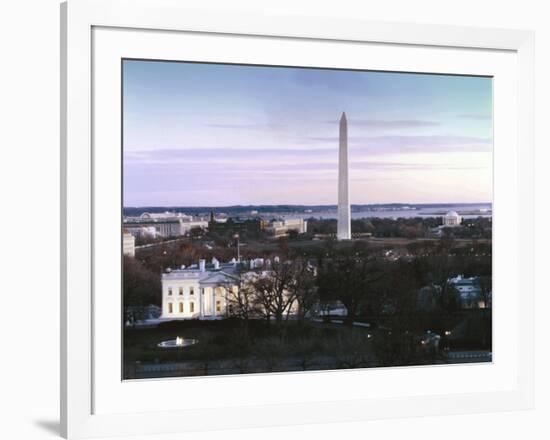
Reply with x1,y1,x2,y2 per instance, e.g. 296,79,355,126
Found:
123,60,492,207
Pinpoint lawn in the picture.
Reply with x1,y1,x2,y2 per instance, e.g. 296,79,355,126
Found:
123,318,384,378
122,317,459,379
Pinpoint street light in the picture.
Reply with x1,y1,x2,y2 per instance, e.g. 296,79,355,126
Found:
233,233,240,262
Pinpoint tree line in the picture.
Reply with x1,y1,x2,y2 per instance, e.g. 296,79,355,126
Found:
306,217,491,239
124,234,491,331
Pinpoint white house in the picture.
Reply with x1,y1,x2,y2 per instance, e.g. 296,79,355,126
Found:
161,257,307,320
161,258,240,320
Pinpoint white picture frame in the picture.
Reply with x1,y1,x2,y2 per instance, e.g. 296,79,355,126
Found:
61,0,535,438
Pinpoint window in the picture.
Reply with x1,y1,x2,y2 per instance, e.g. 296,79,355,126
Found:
190,287,194,295
190,302,195,313
179,303,184,313
216,300,221,313
168,303,173,313
168,287,172,296
179,287,183,296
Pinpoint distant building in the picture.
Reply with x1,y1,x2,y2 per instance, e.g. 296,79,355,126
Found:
124,225,158,239
208,211,264,235
124,304,161,325
266,218,308,237
311,301,348,317
447,275,491,309
179,219,209,235
123,212,208,238
443,211,462,227
139,211,192,221
122,232,135,257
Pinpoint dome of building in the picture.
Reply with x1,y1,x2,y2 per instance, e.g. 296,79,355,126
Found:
443,210,461,227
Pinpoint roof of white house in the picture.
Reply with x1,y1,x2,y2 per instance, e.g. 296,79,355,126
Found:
162,257,288,283
448,274,478,286
162,259,240,282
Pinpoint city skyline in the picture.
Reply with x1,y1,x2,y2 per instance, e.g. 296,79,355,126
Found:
123,60,493,207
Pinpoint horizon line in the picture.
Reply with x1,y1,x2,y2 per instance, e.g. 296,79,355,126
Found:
123,201,492,209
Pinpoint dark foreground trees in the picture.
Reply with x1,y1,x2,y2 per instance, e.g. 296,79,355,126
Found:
317,257,383,321
123,256,161,324
290,259,318,320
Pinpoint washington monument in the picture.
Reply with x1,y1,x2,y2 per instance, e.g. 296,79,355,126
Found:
337,112,351,240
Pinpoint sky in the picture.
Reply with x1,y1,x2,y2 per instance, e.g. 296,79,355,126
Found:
123,60,492,207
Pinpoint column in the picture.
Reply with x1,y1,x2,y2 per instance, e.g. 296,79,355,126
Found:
212,288,216,317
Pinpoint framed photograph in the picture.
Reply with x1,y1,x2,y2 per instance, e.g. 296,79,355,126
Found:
61,0,534,438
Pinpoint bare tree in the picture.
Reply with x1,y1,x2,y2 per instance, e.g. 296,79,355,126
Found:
225,278,255,321
442,284,461,313
250,262,297,325
290,259,318,321
248,275,274,322
123,256,161,325
477,276,492,309
317,257,381,322
225,277,256,339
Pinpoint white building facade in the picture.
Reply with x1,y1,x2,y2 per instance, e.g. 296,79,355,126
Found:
266,218,308,237
161,258,308,320
124,213,208,239
161,258,239,320
443,211,462,227
122,232,135,257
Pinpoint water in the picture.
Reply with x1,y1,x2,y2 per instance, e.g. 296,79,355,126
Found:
265,204,492,221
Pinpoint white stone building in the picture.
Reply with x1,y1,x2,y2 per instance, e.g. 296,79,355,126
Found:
122,231,135,257
179,219,209,235
139,211,192,221
266,218,307,237
443,211,462,227
124,214,208,239
161,258,305,320
161,258,239,320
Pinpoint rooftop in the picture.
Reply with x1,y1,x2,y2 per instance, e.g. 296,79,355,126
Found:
445,211,460,217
